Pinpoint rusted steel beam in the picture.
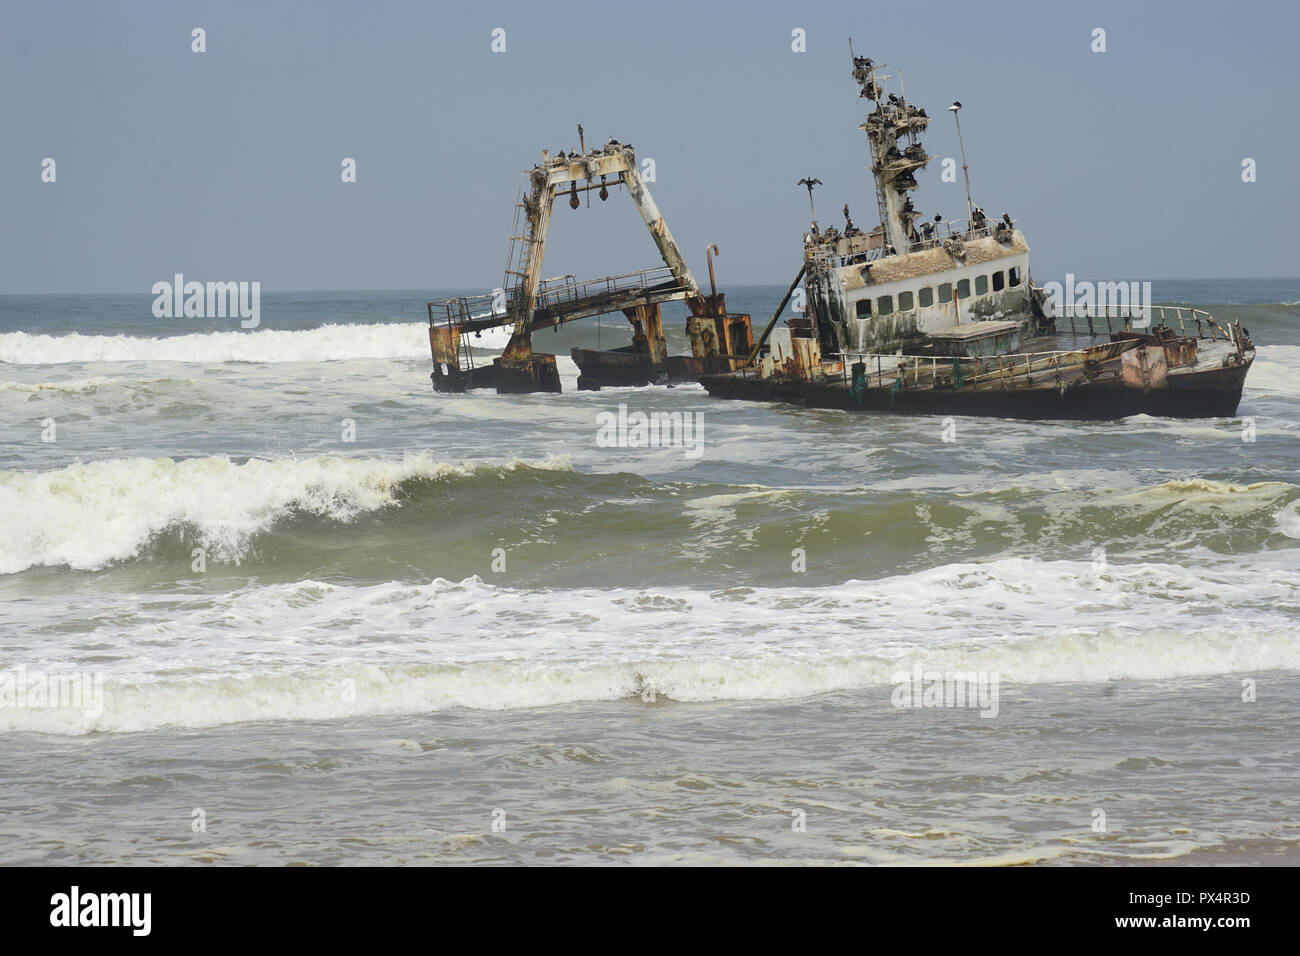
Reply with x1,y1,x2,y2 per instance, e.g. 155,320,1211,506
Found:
622,302,667,366
501,329,534,364
620,160,700,300
748,264,808,363
428,325,459,366
428,324,464,392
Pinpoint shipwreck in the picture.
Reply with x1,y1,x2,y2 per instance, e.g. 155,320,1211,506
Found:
427,52,1254,420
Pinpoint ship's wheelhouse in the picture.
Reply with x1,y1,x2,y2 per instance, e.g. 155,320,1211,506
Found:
811,238,1035,355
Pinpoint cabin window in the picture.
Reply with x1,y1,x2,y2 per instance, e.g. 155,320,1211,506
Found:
1008,266,1021,287
975,275,989,295
938,283,953,304
956,278,971,299
918,286,934,307
992,271,1005,292
897,291,914,311
876,295,894,316
855,298,872,319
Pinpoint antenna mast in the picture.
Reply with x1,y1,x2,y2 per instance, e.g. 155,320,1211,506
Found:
948,102,975,224
851,52,929,254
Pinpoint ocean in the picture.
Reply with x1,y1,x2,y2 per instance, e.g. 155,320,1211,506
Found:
1,280,1297,865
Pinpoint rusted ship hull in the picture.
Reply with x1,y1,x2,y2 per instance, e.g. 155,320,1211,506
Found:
570,348,706,390
701,356,1252,420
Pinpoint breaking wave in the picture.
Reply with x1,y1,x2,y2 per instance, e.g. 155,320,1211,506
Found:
1242,345,1300,396
0,321,430,365
0,453,573,574
3,459,1297,576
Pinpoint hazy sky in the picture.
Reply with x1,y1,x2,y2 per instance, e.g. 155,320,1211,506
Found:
3,0,1297,295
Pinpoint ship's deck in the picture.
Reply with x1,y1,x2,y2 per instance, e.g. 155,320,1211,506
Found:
831,330,1129,393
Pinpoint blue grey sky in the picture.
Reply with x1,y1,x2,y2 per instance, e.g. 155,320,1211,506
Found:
3,0,1297,294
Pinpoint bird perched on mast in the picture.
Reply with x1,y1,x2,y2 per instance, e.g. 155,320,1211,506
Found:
798,177,823,235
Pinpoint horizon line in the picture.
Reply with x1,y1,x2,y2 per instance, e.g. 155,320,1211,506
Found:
3,276,1300,298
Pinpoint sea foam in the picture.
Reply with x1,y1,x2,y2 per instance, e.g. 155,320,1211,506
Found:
0,322,434,365
2,564,1297,735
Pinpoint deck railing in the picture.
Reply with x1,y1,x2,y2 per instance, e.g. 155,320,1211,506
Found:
428,266,685,330
534,266,681,313
427,292,504,329
833,344,1110,391
820,304,1235,392
808,217,1018,268
1053,304,1230,342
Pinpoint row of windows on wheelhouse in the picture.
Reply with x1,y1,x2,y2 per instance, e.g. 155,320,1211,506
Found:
855,266,1022,319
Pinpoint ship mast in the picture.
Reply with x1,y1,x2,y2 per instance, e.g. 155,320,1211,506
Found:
851,53,929,255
